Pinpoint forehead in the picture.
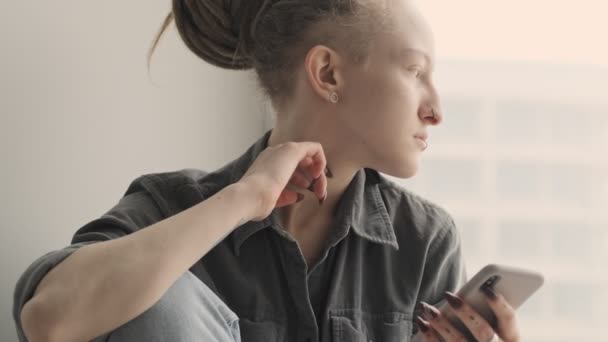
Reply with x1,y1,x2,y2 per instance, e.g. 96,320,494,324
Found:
380,0,436,62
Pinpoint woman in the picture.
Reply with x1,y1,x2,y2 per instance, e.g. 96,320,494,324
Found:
14,0,521,341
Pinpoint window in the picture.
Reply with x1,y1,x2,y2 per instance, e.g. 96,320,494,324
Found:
396,59,607,340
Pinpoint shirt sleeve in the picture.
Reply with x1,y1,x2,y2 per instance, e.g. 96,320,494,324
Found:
12,174,166,342
411,214,468,336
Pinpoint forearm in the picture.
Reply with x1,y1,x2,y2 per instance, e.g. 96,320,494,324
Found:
21,182,257,342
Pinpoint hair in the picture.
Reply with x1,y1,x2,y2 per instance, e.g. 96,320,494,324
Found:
148,0,391,105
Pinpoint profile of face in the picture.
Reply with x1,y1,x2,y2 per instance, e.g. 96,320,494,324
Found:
305,0,443,179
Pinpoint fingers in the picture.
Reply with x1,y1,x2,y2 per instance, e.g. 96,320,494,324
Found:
298,142,328,181
415,316,441,341
418,302,468,341
439,287,520,342
481,286,520,342
293,142,332,204
274,189,303,208
289,168,313,189
275,163,327,208
443,291,496,342
275,171,311,208
285,141,327,204
273,141,333,206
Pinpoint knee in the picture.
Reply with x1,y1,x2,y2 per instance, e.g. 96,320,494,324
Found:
100,271,240,342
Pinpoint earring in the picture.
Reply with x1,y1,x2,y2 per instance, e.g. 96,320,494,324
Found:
329,91,339,103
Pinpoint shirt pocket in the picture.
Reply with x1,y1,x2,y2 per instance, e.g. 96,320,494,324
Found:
238,316,286,342
330,309,413,342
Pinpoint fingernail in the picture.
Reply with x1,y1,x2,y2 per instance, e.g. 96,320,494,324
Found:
296,193,305,203
481,285,498,301
324,166,334,178
415,316,430,333
444,291,464,309
420,302,438,319
318,192,327,205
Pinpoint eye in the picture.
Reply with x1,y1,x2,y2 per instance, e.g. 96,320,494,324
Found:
408,66,423,78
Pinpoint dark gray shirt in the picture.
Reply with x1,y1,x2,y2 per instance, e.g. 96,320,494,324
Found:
13,128,467,342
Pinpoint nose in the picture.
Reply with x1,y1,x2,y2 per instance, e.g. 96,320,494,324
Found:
420,104,442,125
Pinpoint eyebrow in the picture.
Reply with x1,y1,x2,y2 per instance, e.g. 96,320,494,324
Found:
401,48,433,69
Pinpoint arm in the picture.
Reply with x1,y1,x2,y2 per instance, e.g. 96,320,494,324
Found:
19,181,257,342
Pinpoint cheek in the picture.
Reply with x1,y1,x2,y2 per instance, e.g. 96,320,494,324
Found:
368,77,419,130
346,69,415,115
340,68,420,149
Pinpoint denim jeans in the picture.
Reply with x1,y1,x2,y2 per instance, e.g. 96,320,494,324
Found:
95,271,241,342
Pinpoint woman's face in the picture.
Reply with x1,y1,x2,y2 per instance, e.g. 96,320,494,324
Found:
336,0,442,178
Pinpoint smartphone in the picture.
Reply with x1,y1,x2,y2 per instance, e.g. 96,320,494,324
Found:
438,264,544,339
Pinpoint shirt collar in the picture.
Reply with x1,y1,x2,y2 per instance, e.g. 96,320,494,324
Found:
228,129,399,255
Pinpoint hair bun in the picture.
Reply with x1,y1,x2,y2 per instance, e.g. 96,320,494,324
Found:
172,0,257,70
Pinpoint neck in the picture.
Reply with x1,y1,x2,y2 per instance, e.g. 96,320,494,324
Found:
267,126,359,236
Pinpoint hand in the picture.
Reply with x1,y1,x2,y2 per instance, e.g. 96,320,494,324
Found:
415,285,520,342
238,141,331,222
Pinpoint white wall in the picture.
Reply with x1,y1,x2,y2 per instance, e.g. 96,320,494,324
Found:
1,1,267,341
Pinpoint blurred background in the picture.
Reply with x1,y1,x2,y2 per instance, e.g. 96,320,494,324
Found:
1,0,606,341
401,1,608,340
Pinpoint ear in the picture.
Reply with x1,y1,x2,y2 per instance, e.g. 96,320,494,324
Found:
304,45,344,102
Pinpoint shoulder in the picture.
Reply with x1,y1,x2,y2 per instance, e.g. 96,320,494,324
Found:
128,166,233,216
374,172,460,250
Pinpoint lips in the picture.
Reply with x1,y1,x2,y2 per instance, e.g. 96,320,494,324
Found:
414,132,429,142
414,133,429,150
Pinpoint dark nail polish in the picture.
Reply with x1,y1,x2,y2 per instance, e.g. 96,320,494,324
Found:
324,166,334,178
415,316,429,333
296,193,305,203
481,285,498,301
444,291,464,309
421,302,438,319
